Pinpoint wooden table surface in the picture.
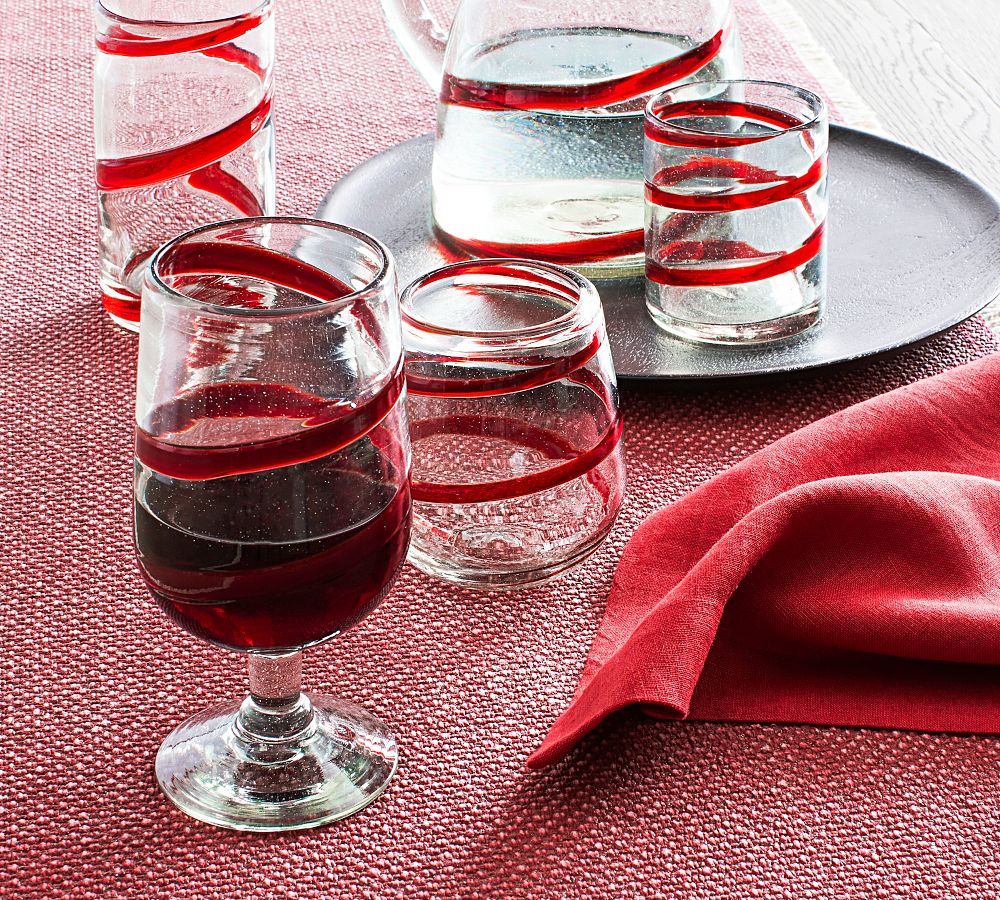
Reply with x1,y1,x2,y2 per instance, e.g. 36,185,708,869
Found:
789,0,1000,325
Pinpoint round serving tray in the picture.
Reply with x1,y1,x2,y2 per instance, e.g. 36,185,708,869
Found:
317,127,1000,380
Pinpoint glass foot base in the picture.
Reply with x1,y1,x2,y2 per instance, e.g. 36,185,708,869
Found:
155,692,398,832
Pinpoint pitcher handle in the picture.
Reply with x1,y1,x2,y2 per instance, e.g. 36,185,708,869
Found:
380,0,449,90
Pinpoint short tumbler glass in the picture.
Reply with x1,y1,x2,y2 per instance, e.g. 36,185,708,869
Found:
135,218,410,831
644,80,828,343
401,260,626,589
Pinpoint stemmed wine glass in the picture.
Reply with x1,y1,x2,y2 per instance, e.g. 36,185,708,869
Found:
133,218,412,831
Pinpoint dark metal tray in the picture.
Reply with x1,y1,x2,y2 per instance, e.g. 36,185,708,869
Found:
317,127,1000,379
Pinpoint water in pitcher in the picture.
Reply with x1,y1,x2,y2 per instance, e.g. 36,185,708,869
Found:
432,25,742,275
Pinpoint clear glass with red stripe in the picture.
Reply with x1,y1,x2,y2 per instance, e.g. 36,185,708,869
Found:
401,260,626,589
95,1,275,330
644,80,828,343
134,218,410,831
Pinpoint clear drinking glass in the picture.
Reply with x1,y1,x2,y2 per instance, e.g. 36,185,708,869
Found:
134,218,411,831
401,259,626,588
644,80,828,343
95,1,275,330
381,0,742,276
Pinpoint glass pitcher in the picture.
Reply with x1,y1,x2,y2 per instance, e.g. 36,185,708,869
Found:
381,0,742,275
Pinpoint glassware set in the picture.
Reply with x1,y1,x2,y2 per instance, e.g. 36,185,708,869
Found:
97,0,829,833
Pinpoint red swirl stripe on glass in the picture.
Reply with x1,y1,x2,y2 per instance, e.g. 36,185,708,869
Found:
656,211,708,243
201,42,268,79
646,155,826,213
410,413,623,504
98,152,271,322
96,90,272,191
158,239,356,305
404,259,621,504
161,238,389,349
136,368,405,481
136,478,410,651
412,260,581,304
645,100,812,148
646,222,826,287
406,332,601,398
404,261,603,396
101,291,140,324
100,249,158,323
440,21,731,112
163,239,390,361
96,8,270,57
187,163,265,216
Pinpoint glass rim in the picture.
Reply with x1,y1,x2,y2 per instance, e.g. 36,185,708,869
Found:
96,0,271,29
399,259,602,344
147,216,392,319
644,79,827,140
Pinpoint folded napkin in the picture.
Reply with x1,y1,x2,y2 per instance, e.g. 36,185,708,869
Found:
529,352,1000,768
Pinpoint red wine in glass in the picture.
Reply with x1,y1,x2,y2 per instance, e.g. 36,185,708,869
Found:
135,380,411,653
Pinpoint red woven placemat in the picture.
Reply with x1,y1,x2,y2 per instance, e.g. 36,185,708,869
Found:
4,1,1000,896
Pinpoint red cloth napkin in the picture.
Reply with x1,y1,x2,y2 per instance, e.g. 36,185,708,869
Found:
529,352,1000,768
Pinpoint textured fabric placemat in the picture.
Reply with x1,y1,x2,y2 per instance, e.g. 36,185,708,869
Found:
3,1,999,897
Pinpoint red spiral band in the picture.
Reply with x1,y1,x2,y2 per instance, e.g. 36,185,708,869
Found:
405,333,602,399
440,20,731,113
96,89,272,191
96,8,270,57
645,99,815,148
410,412,623,504
646,155,826,213
137,365,405,481
405,260,620,503
646,222,826,287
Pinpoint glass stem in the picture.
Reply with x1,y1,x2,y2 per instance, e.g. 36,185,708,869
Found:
235,651,316,748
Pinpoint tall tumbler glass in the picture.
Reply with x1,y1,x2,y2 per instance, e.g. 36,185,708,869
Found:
401,260,626,589
95,1,275,330
135,218,410,831
644,80,828,343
